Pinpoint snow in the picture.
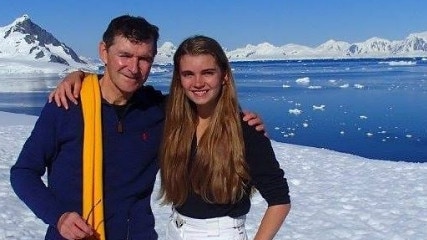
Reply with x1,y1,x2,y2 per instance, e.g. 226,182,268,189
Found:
1,111,426,239
0,57,75,75
0,15,99,75
1,14,427,74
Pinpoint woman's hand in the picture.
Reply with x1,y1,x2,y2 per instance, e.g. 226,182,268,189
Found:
254,204,291,240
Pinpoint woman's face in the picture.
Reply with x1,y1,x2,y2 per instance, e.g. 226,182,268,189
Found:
179,54,225,115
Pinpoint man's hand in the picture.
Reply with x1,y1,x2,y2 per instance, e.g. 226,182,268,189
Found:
57,212,94,240
48,71,85,109
242,110,268,137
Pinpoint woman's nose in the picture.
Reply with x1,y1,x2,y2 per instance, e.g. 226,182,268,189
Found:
193,75,204,87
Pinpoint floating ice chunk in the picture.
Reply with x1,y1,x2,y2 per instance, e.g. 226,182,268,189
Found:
359,115,368,119
339,83,349,88
366,132,373,137
313,104,326,111
354,84,364,89
296,77,310,85
282,84,291,88
383,61,417,66
283,132,295,137
289,108,302,115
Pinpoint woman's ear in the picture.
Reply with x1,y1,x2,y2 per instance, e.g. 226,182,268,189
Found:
222,73,229,85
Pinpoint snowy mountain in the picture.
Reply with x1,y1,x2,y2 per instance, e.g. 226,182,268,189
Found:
225,32,427,61
0,14,86,65
1,14,427,73
0,15,96,74
156,31,427,62
155,41,176,64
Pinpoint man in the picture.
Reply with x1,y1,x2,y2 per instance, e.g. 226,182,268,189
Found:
11,15,263,240
11,15,163,239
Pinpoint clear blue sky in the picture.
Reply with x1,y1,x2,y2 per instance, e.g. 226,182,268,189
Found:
1,0,426,58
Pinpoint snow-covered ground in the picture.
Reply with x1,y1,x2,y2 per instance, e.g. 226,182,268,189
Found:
0,111,426,239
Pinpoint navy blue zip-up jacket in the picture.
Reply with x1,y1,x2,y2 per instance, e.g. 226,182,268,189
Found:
10,85,165,240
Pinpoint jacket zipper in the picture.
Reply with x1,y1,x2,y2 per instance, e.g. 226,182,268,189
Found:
113,103,131,133
117,120,123,133
126,218,130,239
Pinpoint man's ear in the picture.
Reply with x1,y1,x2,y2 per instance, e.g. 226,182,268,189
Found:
99,41,108,65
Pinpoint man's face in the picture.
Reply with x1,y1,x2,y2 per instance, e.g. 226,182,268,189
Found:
99,35,156,96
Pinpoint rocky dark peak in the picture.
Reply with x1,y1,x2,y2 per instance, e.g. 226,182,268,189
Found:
3,14,86,64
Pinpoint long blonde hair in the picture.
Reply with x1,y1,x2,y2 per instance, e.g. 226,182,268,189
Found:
159,35,250,205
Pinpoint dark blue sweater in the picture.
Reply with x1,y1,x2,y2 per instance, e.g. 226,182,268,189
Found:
10,86,165,240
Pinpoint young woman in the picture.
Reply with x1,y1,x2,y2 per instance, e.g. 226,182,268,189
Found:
160,35,291,240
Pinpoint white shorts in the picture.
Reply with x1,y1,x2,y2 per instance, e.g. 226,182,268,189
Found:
166,210,248,240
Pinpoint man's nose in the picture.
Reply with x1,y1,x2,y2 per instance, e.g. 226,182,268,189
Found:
128,58,139,74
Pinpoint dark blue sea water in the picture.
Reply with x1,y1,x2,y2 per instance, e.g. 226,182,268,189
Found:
1,58,426,162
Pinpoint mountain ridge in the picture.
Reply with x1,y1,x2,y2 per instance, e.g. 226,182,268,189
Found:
1,14,426,73
0,15,86,65
222,31,427,62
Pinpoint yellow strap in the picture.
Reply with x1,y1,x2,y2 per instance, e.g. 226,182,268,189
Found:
81,74,105,240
